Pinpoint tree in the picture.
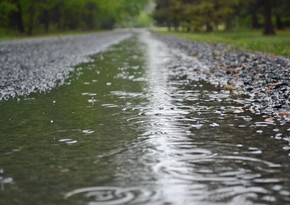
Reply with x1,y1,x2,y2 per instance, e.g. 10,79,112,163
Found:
0,0,151,35
263,0,275,35
8,0,25,33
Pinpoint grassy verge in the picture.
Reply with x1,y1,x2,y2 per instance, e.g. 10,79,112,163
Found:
154,28,290,57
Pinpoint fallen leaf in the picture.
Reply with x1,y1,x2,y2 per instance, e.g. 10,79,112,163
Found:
279,112,290,116
268,82,280,87
223,85,243,91
232,74,240,77
226,69,238,75
251,89,259,93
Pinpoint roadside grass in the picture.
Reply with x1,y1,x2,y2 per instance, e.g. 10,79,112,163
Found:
154,28,290,57
0,33,19,41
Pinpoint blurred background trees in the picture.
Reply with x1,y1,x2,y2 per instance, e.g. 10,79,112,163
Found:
0,0,289,36
153,0,290,35
0,0,151,35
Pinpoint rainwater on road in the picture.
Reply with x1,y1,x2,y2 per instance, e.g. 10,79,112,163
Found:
0,31,290,205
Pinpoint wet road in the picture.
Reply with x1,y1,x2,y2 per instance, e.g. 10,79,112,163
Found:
0,30,131,100
0,30,290,205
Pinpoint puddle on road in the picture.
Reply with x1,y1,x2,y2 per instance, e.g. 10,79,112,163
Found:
0,32,290,205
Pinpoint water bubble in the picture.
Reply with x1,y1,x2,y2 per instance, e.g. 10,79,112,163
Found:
82,93,97,96
238,125,247,128
274,133,283,140
190,123,203,129
280,190,290,196
82,129,95,134
59,139,78,144
88,97,97,104
102,104,118,108
210,122,220,127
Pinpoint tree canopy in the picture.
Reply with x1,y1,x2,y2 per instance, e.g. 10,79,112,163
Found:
153,0,290,35
0,0,151,35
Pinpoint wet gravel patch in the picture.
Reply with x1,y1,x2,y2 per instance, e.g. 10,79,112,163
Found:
154,33,290,119
0,30,131,100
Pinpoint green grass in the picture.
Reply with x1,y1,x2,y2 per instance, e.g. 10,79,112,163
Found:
0,33,20,41
154,28,290,57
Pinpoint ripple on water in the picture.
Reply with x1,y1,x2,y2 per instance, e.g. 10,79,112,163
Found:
151,140,284,203
154,153,281,181
64,186,160,205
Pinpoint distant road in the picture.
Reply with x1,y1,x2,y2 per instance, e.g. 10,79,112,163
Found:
0,30,131,100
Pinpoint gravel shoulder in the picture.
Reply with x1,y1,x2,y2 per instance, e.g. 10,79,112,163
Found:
0,30,131,100
1,29,290,120
154,33,290,119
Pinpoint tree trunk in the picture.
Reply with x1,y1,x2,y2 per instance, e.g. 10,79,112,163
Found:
174,21,179,31
205,22,213,32
9,0,25,33
27,0,35,35
167,22,171,31
42,10,50,33
263,0,275,35
225,18,234,32
276,14,284,30
57,4,65,32
251,12,260,29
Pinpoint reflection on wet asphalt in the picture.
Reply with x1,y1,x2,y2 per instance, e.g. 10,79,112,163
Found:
0,30,290,205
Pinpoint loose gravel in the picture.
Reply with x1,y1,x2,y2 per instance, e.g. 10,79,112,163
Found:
0,30,131,100
1,30,290,120
154,33,290,118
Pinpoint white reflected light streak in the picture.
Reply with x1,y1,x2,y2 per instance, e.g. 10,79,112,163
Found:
140,31,202,205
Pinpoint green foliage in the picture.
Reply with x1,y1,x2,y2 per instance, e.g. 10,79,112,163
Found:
137,11,152,27
0,0,152,36
154,0,245,31
0,1,16,29
153,0,290,34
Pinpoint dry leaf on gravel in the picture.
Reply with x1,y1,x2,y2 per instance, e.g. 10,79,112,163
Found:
265,89,273,93
268,82,280,87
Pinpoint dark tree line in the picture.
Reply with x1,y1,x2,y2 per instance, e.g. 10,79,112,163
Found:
153,0,290,35
0,0,150,35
